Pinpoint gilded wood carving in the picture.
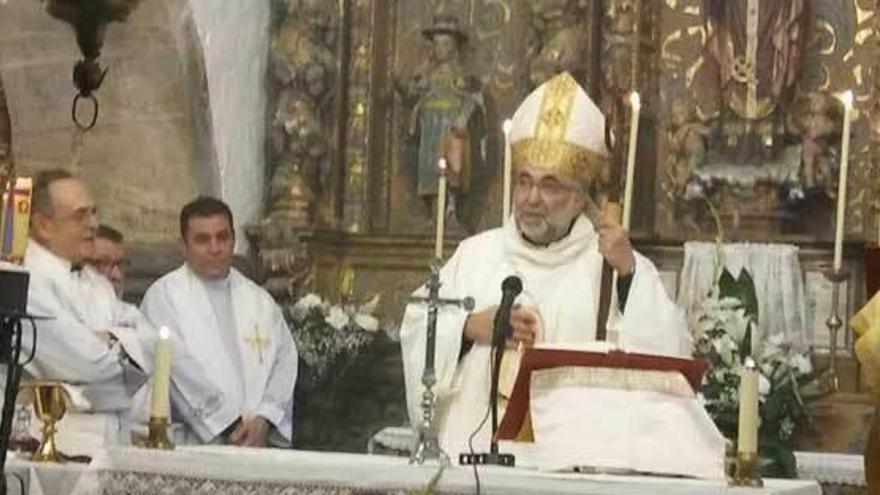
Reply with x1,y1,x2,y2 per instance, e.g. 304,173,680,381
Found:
659,0,878,239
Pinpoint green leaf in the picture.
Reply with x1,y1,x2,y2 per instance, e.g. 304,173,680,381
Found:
718,268,759,321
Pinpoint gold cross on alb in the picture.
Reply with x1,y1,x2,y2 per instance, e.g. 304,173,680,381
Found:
245,326,270,364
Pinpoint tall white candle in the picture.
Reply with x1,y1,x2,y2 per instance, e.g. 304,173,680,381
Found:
502,119,513,225
435,159,447,259
737,359,759,455
833,90,853,271
622,92,641,230
150,326,171,418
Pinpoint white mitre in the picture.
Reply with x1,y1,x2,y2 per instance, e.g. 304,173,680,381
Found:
509,72,609,184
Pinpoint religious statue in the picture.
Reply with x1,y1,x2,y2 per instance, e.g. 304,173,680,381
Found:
602,0,638,97
267,0,338,225
665,99,710,197
268,92,325,223
790,92,841,191
394,14,485,220
693,0,807,164
525,0,591,89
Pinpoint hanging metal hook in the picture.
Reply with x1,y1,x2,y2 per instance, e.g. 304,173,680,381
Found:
71,92,99,131
44,0,142,130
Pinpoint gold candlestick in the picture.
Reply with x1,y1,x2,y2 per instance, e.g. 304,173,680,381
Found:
730,451,763,487
145,416,174,450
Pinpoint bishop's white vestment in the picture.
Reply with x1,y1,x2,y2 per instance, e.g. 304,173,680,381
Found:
20,240,152,450
400,216,726,478
141,264,297,444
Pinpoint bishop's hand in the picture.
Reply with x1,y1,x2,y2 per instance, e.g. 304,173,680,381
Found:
463,304,538,348
229,415,269,447
596,218,635,276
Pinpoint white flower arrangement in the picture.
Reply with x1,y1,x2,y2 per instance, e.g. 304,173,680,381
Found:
689,266,814,478
288,293,381,386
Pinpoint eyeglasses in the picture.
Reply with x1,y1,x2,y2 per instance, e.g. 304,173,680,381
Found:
514,175,580,200
85,257,128,271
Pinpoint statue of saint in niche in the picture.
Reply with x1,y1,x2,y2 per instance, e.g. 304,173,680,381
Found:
525,0,591,89
693,0,807,166
394,14,485,220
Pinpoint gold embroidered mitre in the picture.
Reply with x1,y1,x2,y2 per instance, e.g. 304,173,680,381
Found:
509,72,609,183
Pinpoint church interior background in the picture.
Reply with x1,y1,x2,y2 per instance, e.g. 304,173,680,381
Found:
1,0,879,466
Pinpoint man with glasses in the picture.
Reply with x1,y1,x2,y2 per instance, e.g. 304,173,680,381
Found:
23,169,151,452
86,224,127,297
400,73,700,462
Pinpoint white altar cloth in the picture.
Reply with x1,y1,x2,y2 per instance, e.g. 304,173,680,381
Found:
3,454,87,495
794,451,865,487
75,446,819,495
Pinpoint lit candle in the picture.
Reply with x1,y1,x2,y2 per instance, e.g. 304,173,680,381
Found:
622,92,641,230
435,159,447,259
502,119,513,225
737,359,759,455
833,90,853,271
150,326,171,418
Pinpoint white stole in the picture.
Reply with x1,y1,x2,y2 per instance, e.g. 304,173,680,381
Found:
166,266,278,416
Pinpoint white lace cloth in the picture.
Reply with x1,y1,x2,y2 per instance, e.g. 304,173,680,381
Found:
678,242,809,350
47,445,818,495
795,452,865,487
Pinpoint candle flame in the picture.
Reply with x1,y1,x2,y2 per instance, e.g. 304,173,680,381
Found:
502,119,512,134
159,326,170,340
438,158,447,171
839,90,854,108
629,91,641,110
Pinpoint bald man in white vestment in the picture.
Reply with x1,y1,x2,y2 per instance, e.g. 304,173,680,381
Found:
400,73,726,478
22,169,152,449
141,197,297,447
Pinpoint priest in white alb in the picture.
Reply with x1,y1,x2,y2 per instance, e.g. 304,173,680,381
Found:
400,72,726,478
22,169,152,451
141,197,297,447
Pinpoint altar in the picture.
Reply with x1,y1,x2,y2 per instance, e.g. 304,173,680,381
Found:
3,446,823,495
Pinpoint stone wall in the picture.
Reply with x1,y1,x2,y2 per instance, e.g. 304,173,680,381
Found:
0,0,201,242
0,0,270,249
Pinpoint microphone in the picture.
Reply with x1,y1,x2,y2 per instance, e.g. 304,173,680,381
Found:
460,275,522,467
492,276,523,345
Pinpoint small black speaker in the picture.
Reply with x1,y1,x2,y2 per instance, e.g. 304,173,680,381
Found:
0,268,29,316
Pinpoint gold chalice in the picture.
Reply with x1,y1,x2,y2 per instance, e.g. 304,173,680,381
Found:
19,380,69,462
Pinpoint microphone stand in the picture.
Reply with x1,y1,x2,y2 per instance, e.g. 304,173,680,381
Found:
0,269,42,495
460,284,517,467
0,312,38,495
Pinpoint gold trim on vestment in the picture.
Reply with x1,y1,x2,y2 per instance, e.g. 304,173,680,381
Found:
512,138,607,183
511,72,608,183
531,366,695,398
535,73,578,142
